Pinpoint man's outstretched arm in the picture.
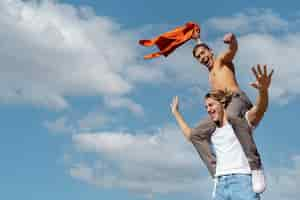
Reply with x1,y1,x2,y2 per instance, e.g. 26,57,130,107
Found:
247,64,274,127
170,96,192,141
218,33,238,64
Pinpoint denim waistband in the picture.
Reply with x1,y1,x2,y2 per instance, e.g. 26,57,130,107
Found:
217,173,251,181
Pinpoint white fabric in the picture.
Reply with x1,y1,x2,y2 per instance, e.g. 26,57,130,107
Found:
211,123,251,177
252,169,267,193
245,111,256,129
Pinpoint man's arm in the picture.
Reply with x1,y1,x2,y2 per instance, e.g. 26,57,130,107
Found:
218,33,238,64
246,64,274,127
170,96,192,141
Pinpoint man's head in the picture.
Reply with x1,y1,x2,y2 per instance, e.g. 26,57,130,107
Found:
204,90,232,126
193,43,214,69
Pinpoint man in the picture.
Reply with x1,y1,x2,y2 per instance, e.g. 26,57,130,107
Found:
170,65,273,199
191,32,258,121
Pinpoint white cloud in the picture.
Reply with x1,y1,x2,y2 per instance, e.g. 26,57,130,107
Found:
44,110,113,134
0,0,165,112
70,124,212,198
236,33,300,103
69,163,95,183
262,155,300,200
78,111,110,132
103,96,144,116
44,116,75,134
206,9,288,34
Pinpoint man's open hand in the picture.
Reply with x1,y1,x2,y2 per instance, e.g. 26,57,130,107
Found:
250,64,274,91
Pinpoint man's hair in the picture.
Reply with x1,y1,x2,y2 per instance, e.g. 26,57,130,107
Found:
205,89,233,108
192,43,211,58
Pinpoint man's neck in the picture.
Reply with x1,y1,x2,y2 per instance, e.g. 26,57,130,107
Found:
207,59,215,72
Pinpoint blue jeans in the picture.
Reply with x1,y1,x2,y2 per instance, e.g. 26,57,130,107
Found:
213,174,260,200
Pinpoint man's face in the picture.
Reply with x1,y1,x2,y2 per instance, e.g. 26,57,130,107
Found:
205,97,224,123
194,46,213,69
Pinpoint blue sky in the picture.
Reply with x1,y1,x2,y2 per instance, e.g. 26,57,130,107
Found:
1,0,300,200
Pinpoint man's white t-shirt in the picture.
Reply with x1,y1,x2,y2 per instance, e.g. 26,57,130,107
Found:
211,122,251,177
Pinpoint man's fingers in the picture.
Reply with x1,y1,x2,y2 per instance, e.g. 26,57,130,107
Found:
263,65,267,76
257,64,263,75
174,96,178,103
268,69,274,79
172,96,179,107
223,33,233,43
252,66,259,80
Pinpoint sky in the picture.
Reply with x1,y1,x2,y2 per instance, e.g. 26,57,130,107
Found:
1,0,300,200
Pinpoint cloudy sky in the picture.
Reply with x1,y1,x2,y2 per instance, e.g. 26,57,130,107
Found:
1,0,300,200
